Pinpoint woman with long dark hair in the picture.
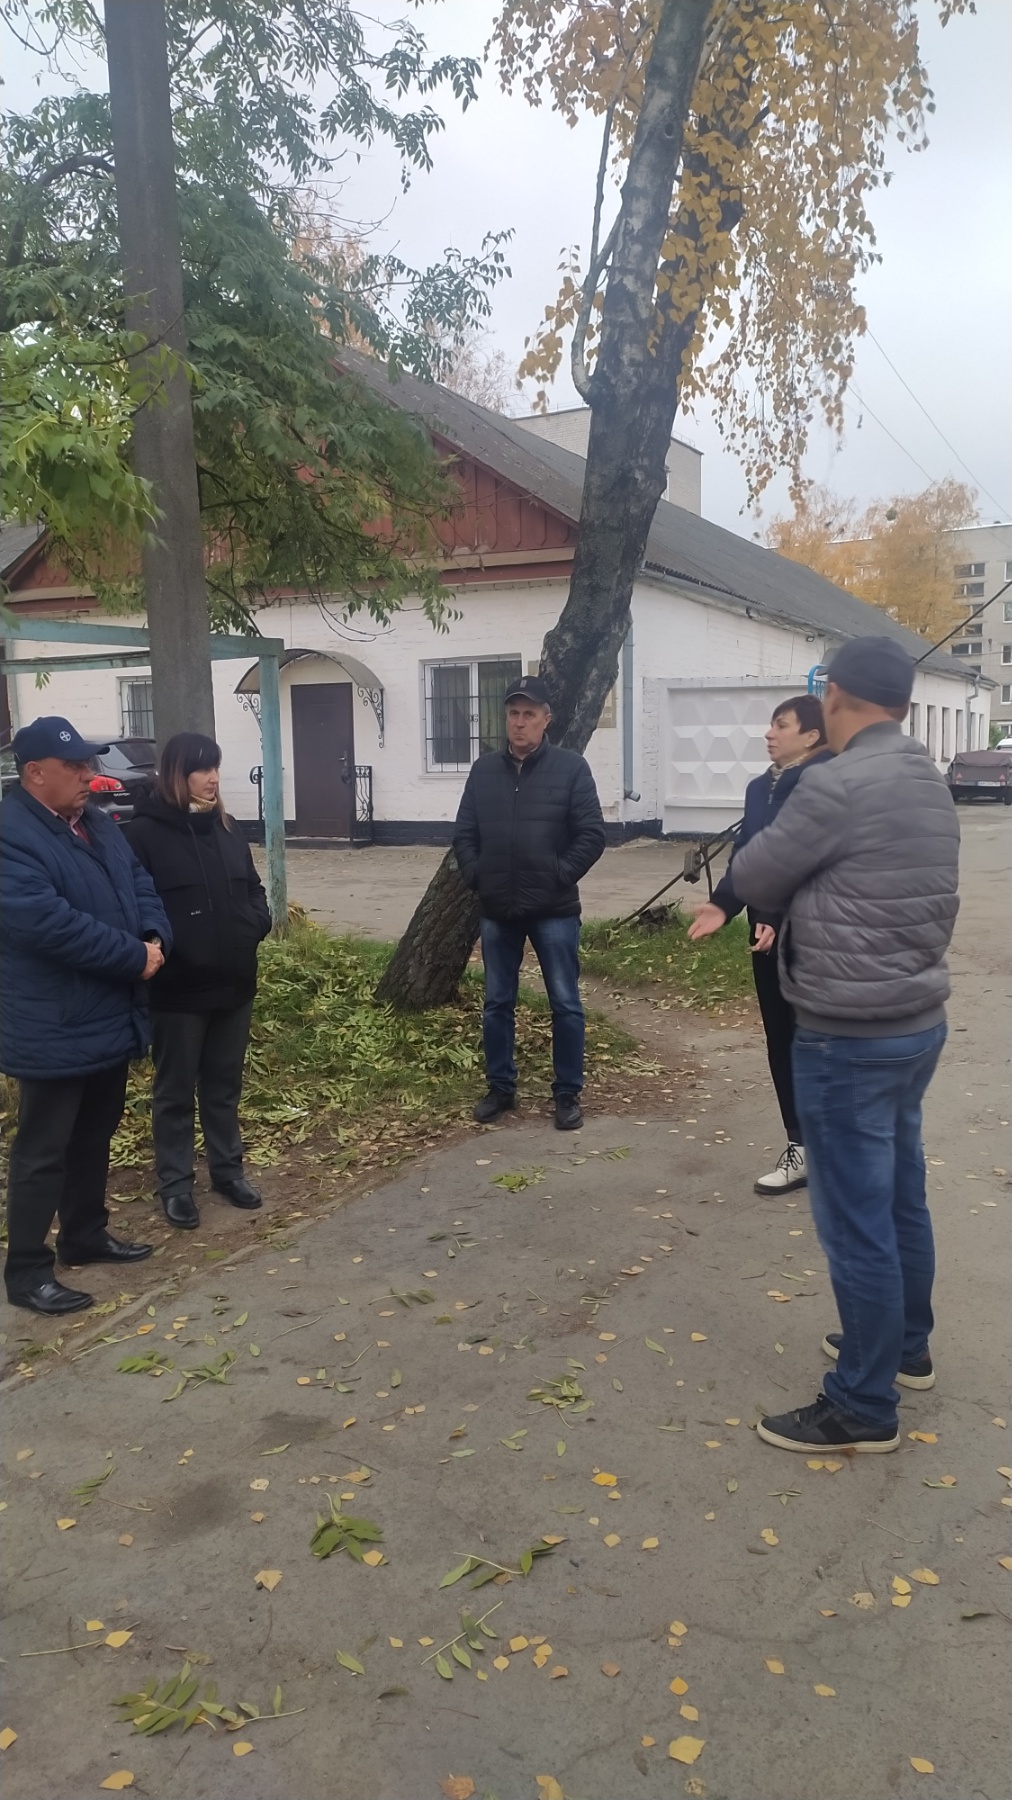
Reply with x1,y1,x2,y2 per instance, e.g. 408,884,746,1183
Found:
124,734,270,1229
688,694,832,1194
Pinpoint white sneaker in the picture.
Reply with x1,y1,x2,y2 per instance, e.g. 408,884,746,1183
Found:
754,1142,807,1195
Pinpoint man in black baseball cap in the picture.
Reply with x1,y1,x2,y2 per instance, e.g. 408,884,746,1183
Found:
453,673,605,1130
1,717,171,1315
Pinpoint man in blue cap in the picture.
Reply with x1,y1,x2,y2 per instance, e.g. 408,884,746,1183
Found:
1,717,171,1315
730,638,959,1454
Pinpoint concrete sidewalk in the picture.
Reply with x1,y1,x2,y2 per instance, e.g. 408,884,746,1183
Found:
1,812,1009,1800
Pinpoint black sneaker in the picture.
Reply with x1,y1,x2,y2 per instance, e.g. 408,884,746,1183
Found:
822,1332,935,1391
757,1392,899,1454
554,1095,583,1131
473,1088,516,1124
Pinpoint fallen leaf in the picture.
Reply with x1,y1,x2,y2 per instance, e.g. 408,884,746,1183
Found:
669,1676,689,1695
592,1472,618,1487
603,1533,621,1547
641,1537,659,1550
135,1324,155,1336
991,1418,1007,1428
891,1576,912,1595
760,1529,779,1546
819,1610,837,1618
99,1775,135,1791
641,1736,656,1747
232,1742,254,1756
814,1684,836,1697
439,1778,476,1800
600,1662,621,1678
909,1757,935,1774
680,1704,700,1721
668,1736,705,1765
254,1570,282,1592
850,1592,876,1609
117,1534,133,1547
15,1449,33,1461
104,1631,133,1648
56,1519,76,1531
361,1549,385,1567
85,1619,104,1632
335,1650,365,1675
509,1636,529,1653
249,1512,265,1523
492,1655,510,1671
690,1334,707,1343
535,1779,565,1800
892,1595,912,1609
249,1478,270,1491
998,1556,1012,1573
909,1569,940,1586
342,1418,357,1430
669,1620,688,1637
598,1332,617,1342
548,1666,568,1679
704,1440,721,1449
296,1376,312,1386
0,1731,17,1752
907,1431,938,1445
923,1475,957,1488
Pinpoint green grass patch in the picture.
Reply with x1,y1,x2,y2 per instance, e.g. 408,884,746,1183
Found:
580,905,755,1010
108,919,646,1177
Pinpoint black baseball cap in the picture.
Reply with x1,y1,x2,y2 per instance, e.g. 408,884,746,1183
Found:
504,674,552,707
824,636,915,707
10,716,110,764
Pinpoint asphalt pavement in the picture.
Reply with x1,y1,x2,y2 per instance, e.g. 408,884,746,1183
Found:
1,809,1009,1800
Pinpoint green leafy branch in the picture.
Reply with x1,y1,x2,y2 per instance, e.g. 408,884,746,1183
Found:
309,1494,383,1562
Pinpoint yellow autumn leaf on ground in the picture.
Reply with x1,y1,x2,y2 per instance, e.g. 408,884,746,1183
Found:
603,1533,621,1547
641,1736,656,1747
510,1636,529,1652
232,1742,254,1756
819,1610,837,1618
598,1332,617,1342
16,1449,34,1461
909,1569,940,1585
600,1662,621,1678
549,1665,568,1679
56,1519,76,1531
117,1534,133,1547
99,1774,135,1790
342,1417,356,1429
850,1592,876,1609
760,1529,779,1546
814,1685,836,1697
535,1779,564,1800
296,1376,312,1386
669,1620,688,1637
249,1478,270,1491
669,1676,689,1695
532,1646,552,1668
439,1777,476,1800
642,1537,659,1550
764,1658,785,1675
250,1511,265,1523
909,1757,935,1774
997,1556,1012,1572
892,1576,912,1595
254,1570,282,1592
668,1736,705,1765
492,1655,510,1671
104,1631,133,1649
908,1431,938,1444
690,1334,707,1343
541,1535,566,1546
892,1594,912,1608
680,1704,700,1721
592,1472,618,1487
85,1620,105,1632
361,1549,385,1567
0,1731,17,1752
134,1324,155,1336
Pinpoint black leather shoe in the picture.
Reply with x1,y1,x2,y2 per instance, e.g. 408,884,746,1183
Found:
473,1088,516,1124
213,1176,262,1210
162,1192,200,1229
58,1231,154,1266
554,1095,584,1131
6,1278,93,1315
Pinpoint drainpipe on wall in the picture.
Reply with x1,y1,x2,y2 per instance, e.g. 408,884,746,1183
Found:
622,629,639,802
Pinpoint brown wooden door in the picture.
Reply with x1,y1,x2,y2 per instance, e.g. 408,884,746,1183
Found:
291,683,355,837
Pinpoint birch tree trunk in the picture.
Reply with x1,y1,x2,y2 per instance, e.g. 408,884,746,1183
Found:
377,0,713,1011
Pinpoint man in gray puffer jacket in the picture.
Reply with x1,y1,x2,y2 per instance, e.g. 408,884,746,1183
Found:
731,636,959,1455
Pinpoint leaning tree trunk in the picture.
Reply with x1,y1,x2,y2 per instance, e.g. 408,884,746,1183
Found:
377,0,713,1011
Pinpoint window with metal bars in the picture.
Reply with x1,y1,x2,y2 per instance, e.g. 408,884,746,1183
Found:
423,658,523,771
119,678,154,738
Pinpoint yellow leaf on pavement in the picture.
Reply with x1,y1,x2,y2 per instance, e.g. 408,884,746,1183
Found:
0,1731,17,1752
117,1534,133,1547
909,1757,935,1774
439,1778,476,1800
641,1537,659,1550
814,1685,836,1697
892,1576,912,1595
640,1736,656,1747
680,1705,699,1721
764,1658,785,1675
254,1570,282,1592
509,1637,529,1653
907,1431,937,1444
232,1742,254,1756
56,1519,76,1531
603,1533,621,1547
668,1736,705,1765
104,1631,133,1649
892,1595,912,1608
250,1478,270,1491
548,1665,568,1679
16,1449,34,1461
690,1334,707,1343
600,1662,621,1678
669,1676,688,1695
997,1556,1012,1572
910,1569,940,1585
850,1591,876,1609
361,1549,385,1567
492,1655,510,1671
760,1529,779,1546
85,1620,105,1632
669,1620,688,1637
535,1779,564,1800
592,1472,618,1487
99,1775,135,1790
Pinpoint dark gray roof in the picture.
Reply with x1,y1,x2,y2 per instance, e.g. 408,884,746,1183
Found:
0,521,45,580
339,348,965,681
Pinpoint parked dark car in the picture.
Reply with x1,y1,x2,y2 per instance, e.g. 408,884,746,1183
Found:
0,736,156,821
946,749,1012,804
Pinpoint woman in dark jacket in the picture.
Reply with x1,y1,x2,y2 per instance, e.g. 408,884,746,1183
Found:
688,694,833,1196
124,733,271,1229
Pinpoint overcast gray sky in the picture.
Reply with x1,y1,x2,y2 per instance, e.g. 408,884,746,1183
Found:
5,0,1009,534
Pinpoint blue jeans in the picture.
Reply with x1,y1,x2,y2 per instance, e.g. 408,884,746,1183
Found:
792,1022,946,1428
479,915,585,1098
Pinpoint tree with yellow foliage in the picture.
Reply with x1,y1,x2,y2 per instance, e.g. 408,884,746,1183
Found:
378,0,976,1007
766,479,980,638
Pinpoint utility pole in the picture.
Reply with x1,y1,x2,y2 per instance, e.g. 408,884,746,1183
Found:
105,0,214,743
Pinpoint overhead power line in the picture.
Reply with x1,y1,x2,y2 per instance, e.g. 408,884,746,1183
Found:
865,328,1011,520
845,387,940,487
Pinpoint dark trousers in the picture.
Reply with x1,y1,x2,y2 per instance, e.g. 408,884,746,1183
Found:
4,1062,129,1290
479,915,584,1098
751,941,801,1142
151,1004,253,1199
794,1023,945,1427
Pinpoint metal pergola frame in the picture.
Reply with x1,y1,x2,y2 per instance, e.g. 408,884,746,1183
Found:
1,618,289,927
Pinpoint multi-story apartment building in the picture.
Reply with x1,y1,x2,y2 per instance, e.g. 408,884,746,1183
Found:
945,522,1012,734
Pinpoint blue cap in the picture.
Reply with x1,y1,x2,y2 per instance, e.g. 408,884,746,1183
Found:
10,716,110,764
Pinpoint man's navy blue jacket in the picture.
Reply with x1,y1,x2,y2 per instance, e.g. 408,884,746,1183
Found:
710,750,834,930
453,739,606,921
0,786,171,1080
